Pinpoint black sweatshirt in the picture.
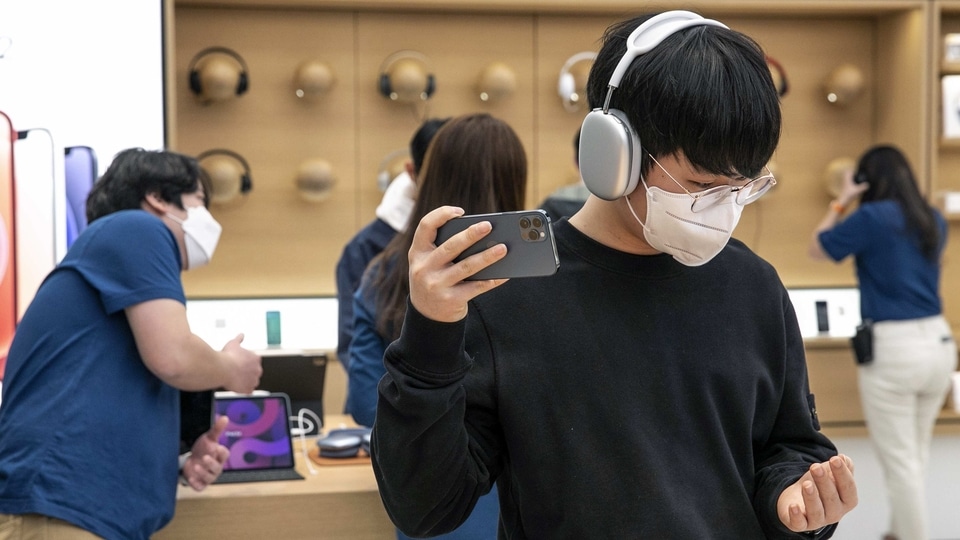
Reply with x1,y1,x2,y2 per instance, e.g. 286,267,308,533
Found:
373,219,838,539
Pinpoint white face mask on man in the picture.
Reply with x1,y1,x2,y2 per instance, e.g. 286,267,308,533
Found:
626,182,743,267
167,205,222,270
625,154,774,267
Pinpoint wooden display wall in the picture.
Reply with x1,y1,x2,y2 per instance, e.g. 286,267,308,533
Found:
172,2,933,314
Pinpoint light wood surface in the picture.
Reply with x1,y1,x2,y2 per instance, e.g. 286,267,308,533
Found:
154,415,395,539
805,338,960,437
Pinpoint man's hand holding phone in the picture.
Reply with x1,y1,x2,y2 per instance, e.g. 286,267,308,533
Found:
408,206,510,323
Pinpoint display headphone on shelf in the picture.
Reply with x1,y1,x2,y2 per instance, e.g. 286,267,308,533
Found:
557,51,597,112
765,55,790,97
196,148,253,195
187,46,250,97
376,148,411,192
378,50,436,101
579,11,727,201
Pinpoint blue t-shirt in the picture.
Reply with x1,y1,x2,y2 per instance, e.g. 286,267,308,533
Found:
0,210,185,539
818,200,945,322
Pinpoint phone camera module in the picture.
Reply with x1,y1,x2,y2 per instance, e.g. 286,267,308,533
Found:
518,213,547,243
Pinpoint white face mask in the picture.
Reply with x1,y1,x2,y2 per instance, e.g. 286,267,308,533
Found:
167,205,222,270
626,177,743,267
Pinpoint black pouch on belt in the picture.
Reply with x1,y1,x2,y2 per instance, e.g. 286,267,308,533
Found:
851,319,874,365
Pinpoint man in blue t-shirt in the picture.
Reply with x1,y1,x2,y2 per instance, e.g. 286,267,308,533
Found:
0,148,262,540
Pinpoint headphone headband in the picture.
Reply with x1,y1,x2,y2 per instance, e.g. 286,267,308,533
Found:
561,51,597,74
603,11,727,112
378,49,432,75
765,55,789,97
196,148,252,195
187,46,249,74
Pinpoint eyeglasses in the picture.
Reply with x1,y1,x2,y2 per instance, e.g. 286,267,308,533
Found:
648,154,777,213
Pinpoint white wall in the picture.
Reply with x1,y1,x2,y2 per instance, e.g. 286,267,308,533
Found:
0,0,166,315
186,297,339,352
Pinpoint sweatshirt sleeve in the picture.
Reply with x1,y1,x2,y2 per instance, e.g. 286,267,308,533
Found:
371,300,497,537
752,292,840,539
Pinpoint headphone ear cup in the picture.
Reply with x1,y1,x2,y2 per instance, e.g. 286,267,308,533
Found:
379,73,392,98
557,72,575,101
189,70,202,95
579,108,642,201
424,74,436,98
236,72,249,96
240,173,252,193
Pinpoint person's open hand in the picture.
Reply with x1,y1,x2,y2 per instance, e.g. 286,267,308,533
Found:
182,415,230,491
777,454,858,533
408,206,510,323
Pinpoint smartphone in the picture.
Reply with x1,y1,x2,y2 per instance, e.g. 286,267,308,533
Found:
0,112,16,376
815,300,830,333
63,146,97,247
435,209,559,281
266,310,282,346
14,128,59,319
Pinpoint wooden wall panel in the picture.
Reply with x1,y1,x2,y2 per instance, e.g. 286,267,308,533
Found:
174,8,356,297
699,14,876,286
171,5,939,304
534,15,618,204
353,12,536,220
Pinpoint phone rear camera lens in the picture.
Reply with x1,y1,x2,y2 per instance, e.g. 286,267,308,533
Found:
532,217,543,228
527,230,540,241
519,217,531,229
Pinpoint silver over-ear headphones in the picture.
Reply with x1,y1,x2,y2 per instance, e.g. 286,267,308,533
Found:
579,11,727,201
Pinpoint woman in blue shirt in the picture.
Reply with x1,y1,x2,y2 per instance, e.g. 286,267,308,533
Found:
809,145,955,540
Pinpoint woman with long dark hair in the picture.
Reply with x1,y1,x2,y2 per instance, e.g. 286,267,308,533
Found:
347,113,527,540
809,145,955,540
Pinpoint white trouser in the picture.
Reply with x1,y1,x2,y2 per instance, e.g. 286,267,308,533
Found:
858,315,956,540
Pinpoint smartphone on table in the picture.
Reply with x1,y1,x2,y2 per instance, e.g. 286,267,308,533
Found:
435,209,559,281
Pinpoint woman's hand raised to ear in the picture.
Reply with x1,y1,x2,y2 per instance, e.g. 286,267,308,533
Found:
407,206,510,323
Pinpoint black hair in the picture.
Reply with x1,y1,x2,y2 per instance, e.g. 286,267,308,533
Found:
409,118,451,174
86,148,209,224
586,12,781,179
857,145,941,261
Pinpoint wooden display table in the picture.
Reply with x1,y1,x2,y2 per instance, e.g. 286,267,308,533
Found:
154,415,395,539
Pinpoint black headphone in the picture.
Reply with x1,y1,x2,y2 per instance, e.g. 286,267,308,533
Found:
188,46,250,97
579,11,727,201
378,50,435,101
196,148,253,195
765,55,790,98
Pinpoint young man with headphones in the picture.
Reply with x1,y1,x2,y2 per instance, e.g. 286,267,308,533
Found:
370,11,857,539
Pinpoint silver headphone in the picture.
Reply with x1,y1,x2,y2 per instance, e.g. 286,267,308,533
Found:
557,51,597,112
578,11,727,201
